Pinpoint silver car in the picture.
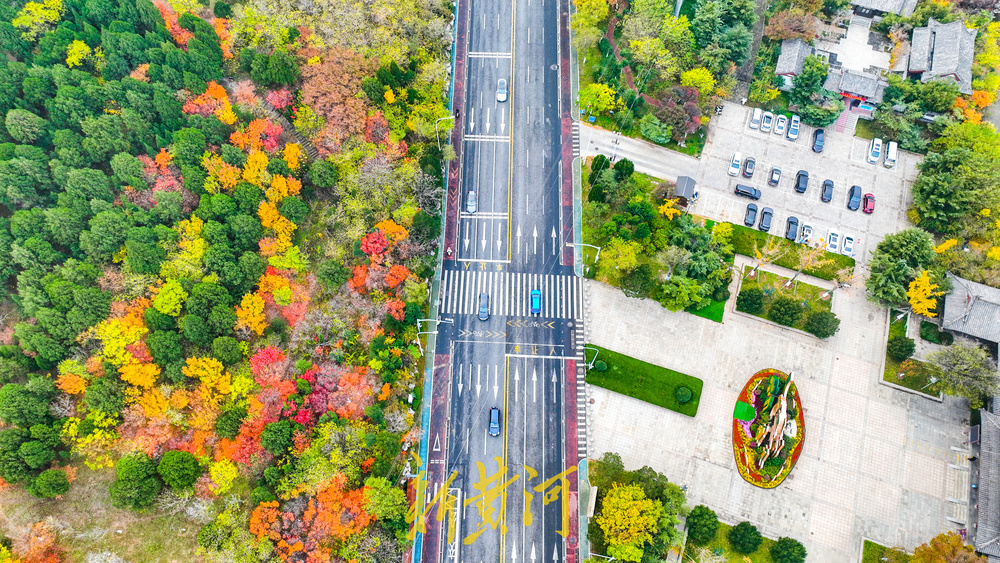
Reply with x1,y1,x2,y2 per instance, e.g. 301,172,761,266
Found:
467,190,477,213
773,115,788,136
761,111,774,132
496,79,507,103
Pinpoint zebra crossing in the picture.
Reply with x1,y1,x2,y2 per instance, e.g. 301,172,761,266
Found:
571,122,581,158
440,270,581,319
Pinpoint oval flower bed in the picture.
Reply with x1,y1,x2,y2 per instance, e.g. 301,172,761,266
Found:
732,369,805,489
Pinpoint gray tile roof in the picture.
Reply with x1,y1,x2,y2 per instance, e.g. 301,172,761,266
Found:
908,18,978,94
675,176,696,199
851,0,913,15
776,39,812,76
942,273,1000,344
976,410,1000,556
839,70,881,97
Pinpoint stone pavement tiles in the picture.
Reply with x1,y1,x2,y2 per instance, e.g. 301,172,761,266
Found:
582,276,971,563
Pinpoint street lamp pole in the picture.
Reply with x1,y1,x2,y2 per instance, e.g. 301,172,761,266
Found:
415,319,452,355
435,116,456,151
415,331,438,355
583,346,599,369
566,243,602,263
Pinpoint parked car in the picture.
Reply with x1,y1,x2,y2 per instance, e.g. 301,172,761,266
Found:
800,224,813,244
758,207,773,232
768,166,781,186
729,153,741,176
785,216,799,241
742,157,756,178
761,112,774,132
744,203,758,227
478,292,490,321
863,193,875,214
467,190,478,213
826,231,840,253
530,289,541,314
821,180,833,202
488,407,500,436
496,79,507,103
841,236,854,257
734,184,762,199
794,170,808,193
774,115,788,136
787,115,800,140
812,129,825,152
847,185,862,210
749,108,762,129
867,137,883,164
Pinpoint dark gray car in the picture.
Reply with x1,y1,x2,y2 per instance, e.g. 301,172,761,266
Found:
785,216,799,241
847,185,862,210
478,292,490,320
744,203,758,227
821,180,833,202
758,207,773,232
794,170,808,193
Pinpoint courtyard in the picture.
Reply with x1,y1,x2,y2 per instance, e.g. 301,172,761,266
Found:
582,256,972,562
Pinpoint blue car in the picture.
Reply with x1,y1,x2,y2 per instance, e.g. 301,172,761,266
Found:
489,407,500,437
530,289,541,314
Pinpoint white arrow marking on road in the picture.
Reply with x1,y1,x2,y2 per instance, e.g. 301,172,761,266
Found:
481,226,487,251
552,545,559,562
512,544,517,562
516,225,522,252
469,108,475,132
433,433,441,452
496,227,502,251
463,224,470,252
552,372,557,403
476,364,482,398
493,366,499,400
500,108,506,135
532,367,538,403
514,367,520,403
531,543,537,563
485,108,491,134
457,364,463,396
532,225,538,255
551,226,557,255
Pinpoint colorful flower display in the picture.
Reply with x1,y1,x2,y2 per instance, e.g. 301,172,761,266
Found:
732,369,805,488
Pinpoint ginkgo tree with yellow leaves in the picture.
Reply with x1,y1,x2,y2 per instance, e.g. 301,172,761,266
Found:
907,271,944,317
595,483,664,562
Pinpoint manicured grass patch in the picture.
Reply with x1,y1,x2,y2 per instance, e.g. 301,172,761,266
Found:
683,521,776,563
883,311,939,394
739,266,831,330
862,539,911,563
687,297,725,323
730,223,854,280
854,118,878,140
585,345,702,416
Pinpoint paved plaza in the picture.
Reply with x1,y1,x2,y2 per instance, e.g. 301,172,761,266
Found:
582,258,973,562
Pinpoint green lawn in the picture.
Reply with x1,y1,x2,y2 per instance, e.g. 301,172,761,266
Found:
730,223,855,280
855,118,878,140
585,345,703,417
687,297,726,323
883,311,939,394
739,266,831,330
862,539,911,563
683,521,776,563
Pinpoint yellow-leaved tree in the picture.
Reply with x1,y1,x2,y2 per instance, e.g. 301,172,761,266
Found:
594,483,663,562
907,270,943,317
12,0,62,41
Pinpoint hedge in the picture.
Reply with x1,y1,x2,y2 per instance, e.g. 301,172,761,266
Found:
585,345,703,416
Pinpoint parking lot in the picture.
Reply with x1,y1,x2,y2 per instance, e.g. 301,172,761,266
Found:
693,104,922,265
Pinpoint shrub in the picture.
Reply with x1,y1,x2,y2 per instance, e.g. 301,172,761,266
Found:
771,537,807,563
920,321,954,345
712,286,731,302
735,288,764,314
593,360,608,372
211,336,242,366
729,521,763,554
887,334,915,362
198,522,228,551
686,505,719,545
675,386,693,404
109,453,162,509
250,485,277,506
804,311,840,339
768,297,803,327
157,450,201,491
29,469,69,498
215,405,248,440
260,420,293,456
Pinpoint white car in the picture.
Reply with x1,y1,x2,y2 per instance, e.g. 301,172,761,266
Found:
841,236,854,257
787,114,800,141
728,153,741,176
761,111,774,133
496,79,507,102
773,115,787,136
826,231,840,253
799,224,813,244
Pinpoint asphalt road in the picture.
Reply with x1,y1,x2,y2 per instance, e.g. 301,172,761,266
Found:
423,0,578,562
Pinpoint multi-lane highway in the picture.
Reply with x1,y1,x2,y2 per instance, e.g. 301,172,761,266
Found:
415,0,584,562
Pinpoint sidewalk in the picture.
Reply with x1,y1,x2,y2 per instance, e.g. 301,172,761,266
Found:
578,122,701,181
